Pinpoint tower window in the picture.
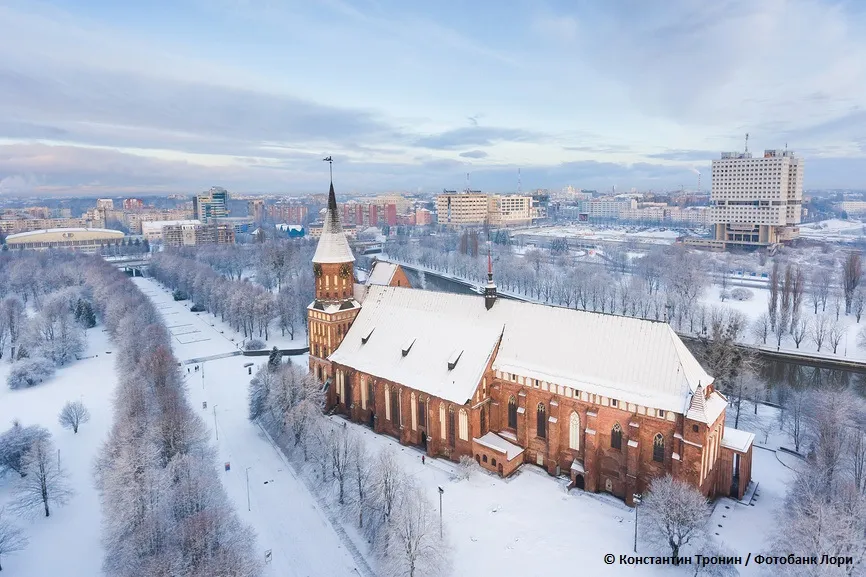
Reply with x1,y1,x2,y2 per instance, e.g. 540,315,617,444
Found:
611,423,622,450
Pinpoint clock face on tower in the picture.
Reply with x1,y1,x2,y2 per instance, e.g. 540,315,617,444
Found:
339,263,351,278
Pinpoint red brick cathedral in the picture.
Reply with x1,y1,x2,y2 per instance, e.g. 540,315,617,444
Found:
308,180,754,506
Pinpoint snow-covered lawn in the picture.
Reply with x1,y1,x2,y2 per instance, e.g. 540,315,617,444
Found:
700,283,866,361
0,329,117,576
136,277,362,577
144,282,307,359
332,412,793,577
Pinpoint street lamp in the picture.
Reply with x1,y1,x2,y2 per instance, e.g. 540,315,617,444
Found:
213,405,219,441
437,486,444,539
633,494,642,553
246,467,253,512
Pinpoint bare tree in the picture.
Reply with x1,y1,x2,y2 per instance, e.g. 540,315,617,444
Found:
328,425,354,505
828,318,846,354
58,400,91,434
790,264,805,333
832,287,843,320
768,261,780,331
1,297,25,362
842,250,862,314
751,313,770,345
0,508,28,571
11,437,72,517
853,287,865,323
377,482,451,577
810,314,830,352
640,475,710,560
791,316,810,349
351,437,373,529
783,387,808,453
691,537,740,577
849,425,866,495
372,448,404,522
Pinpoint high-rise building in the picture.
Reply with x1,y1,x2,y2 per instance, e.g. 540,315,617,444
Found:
710,149,803,247
194,186,230,221
96,199,114,210
248,199,265,224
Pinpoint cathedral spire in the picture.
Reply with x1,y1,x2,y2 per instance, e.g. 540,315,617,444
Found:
312,157,354,265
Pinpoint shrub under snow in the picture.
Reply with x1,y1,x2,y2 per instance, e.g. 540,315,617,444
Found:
244,339,266,351
6,357,55,390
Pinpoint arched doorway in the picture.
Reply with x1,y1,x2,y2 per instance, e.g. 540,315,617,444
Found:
420,431,427,452
574,474,585,490
368,411,375,429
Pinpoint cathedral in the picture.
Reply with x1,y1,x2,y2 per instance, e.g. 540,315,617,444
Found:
308,179,754,506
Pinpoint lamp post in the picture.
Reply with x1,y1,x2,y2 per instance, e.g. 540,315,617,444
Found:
213,405,218,441
437,486,444,539
633,493,642,553
246,467,253,512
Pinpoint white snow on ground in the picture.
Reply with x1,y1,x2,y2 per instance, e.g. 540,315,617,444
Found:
330,412,793,577
799,218,866,241
700,283,866,361
150,282,307,358
0,329,117,576
512,225,686,245
136,278,362,577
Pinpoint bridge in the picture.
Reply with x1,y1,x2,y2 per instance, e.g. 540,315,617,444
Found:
106,255,151,276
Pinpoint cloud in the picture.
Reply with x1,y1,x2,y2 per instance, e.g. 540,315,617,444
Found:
415,127,543,150
459,150,488,159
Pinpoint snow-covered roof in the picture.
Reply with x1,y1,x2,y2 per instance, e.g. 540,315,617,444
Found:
721,427,755,453
312,182,355,264
367,261,398,286
329,286,714,413
474,432,524,461
327,287,503,404
6,227,124,240
686,385,727,426
308,299,361,315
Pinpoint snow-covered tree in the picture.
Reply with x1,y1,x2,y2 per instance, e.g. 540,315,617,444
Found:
376,481,451,577
5,357,55,390
0,423,50,477
0,507,28,571
1,296,25,362
639,475,710,560
58,400,91,434
267,346,282,371
11,437,73,517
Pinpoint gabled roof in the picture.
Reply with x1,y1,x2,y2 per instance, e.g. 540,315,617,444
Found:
329,286,714,413
366,261,398,286
312,182,355,264
328,287,502,404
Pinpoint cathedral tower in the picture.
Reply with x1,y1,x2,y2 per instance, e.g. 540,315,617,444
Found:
308,166,361,386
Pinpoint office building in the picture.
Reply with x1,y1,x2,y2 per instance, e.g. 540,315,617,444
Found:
710,149,804,247
194,186,230,221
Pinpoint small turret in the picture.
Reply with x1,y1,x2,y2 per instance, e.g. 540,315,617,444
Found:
484,245,497,310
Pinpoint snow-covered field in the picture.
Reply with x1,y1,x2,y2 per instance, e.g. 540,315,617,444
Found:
512,225,685,245
0,329,117,576
799,218,866,241
701,282,866,361
136,277,362,577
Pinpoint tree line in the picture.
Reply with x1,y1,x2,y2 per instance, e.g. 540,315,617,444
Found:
249,359,452,577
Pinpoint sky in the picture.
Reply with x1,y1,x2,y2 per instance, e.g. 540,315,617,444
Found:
0,0,865,197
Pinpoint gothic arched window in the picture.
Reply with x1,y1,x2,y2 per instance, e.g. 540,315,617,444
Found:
508,396,517,429
611,423,622,450
569,411,580,450
537,403,546,439
654,433,665,463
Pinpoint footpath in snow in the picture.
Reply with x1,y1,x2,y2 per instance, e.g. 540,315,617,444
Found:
136,278,362,577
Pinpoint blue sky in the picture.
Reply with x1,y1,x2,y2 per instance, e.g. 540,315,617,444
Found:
0,0,865,196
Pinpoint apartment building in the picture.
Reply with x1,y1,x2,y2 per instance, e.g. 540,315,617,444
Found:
710,149,804,247
162,222,235,247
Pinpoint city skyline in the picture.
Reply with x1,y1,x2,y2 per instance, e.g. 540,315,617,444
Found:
1,0,865,196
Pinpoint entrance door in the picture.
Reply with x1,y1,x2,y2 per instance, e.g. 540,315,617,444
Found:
420,430,427,451
575,474,585,490
730,453,740,498
369,411,375,429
